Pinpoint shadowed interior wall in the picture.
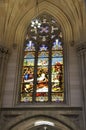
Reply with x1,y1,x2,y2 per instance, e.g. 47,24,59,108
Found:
0,0,86,130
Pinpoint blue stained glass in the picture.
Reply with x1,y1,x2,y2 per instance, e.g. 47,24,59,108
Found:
24,52,35,58
25,41,35,51
38,52,48,57
52,51,63,57
52,39,62,50
24,74,29,80
39,44,48,51
52,57,63,65
40,26,49,33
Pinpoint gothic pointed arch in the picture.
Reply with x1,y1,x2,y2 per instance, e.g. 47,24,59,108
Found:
5,114,80,130
19,13,65,104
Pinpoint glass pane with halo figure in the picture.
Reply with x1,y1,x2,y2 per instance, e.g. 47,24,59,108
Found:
51,39,64,102
36,44,49,102
20,40,35,102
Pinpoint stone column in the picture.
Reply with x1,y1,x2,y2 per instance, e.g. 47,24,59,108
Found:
76,42,86,129
0,45,9,107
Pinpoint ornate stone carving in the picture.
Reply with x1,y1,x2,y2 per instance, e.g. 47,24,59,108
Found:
76,42,86,53
0,45,9,107
0,108,83,130
0,45,9,54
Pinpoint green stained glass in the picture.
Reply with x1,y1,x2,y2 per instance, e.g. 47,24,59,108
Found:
23,59,34,66
38,58,48,66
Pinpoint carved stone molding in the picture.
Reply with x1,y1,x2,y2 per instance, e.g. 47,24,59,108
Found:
0,107,83,130
0,45,9,54
0,45,9,108
76,42,86,53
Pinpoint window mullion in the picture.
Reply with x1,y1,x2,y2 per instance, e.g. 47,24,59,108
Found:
48,43,52,102
33,46,38,102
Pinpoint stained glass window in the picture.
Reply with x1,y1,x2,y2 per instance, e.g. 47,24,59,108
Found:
20,14,64,103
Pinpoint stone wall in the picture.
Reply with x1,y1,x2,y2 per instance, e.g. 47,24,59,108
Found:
0,107,83,130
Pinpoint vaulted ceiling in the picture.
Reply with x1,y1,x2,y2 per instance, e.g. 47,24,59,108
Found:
0,0,86,48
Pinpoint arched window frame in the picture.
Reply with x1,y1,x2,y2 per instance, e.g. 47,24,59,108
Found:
17,13,69,106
